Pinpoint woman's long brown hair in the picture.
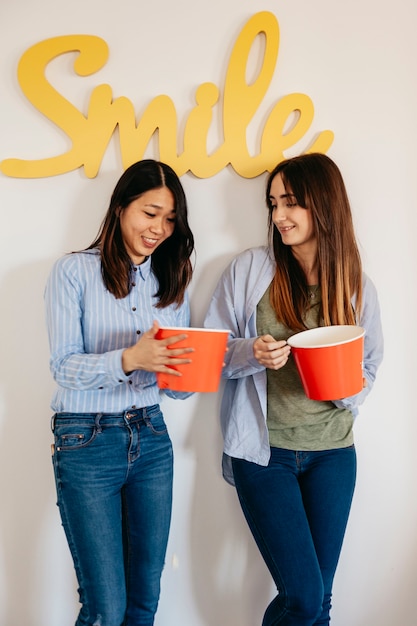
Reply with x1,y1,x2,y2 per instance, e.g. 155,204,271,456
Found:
85,159,194,308
266,153,362,331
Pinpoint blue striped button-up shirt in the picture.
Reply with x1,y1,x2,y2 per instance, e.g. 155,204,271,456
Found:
45,249,190,413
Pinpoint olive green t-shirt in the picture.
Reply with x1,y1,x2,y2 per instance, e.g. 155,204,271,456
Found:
256,285,353,451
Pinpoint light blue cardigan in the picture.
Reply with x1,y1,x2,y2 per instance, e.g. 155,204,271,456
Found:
204,246,384,485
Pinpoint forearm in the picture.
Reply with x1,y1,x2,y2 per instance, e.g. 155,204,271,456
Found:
50,348,128,390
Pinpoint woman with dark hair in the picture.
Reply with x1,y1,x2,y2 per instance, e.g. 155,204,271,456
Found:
204,153,383,625
45,159,194,625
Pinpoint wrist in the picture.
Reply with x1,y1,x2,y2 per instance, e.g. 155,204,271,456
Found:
122,347,135,374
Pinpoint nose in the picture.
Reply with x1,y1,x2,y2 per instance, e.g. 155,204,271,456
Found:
273,205,287,222
149,217,164,234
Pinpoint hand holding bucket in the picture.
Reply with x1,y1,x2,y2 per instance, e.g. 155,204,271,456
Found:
155,327,229,392
287,325,365,401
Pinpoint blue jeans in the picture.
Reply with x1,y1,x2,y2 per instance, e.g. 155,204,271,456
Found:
51,405,173,626
231,446,357,626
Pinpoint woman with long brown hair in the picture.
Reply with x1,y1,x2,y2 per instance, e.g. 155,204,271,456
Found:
45,159,194,625
204,153,383,625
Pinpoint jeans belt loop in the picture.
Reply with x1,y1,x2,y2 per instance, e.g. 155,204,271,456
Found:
94,412,103,433
50,413,56,432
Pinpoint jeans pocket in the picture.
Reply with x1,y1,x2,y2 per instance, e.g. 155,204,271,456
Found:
54,424,97,451
145,410,168,436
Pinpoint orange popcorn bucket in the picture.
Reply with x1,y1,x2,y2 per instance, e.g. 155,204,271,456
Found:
155,327,229,393
287,325,365,401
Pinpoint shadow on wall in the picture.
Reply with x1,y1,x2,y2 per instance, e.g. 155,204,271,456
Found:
179,244,273,625
0,259,77,625
180,172,273,625
186,391,273,626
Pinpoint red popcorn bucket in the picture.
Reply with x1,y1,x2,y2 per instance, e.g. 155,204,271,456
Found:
156,327,229,393
287,325,365,400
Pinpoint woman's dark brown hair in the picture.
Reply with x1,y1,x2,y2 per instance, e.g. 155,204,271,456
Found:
86,159,194,307
266,153,362,331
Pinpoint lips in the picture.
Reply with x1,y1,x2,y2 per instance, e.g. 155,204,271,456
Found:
278,225,295,233
142,236,159,248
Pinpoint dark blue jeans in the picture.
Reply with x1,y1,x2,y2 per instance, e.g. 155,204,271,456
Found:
232,446,357,626
51,405,173,626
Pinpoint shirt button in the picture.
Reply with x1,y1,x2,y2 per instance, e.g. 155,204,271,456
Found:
136,329,141,335
129,380,133,385
118,380,123,383
132,405,137,409
132,307,136,311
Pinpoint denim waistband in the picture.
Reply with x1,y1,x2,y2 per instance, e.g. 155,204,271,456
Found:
51,404,160,431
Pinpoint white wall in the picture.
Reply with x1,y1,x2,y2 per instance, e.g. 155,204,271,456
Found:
1,0,416,624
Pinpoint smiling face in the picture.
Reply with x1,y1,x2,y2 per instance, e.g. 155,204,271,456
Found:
269,173,316,255
119,186,176,265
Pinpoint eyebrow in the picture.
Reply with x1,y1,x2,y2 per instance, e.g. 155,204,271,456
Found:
269,192,296,201
144,203,176,212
